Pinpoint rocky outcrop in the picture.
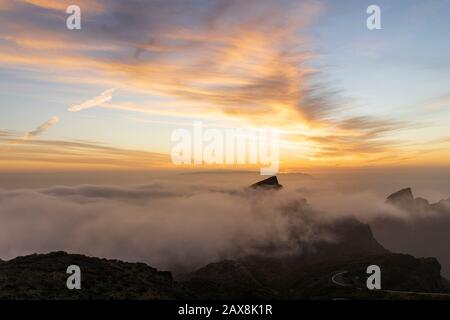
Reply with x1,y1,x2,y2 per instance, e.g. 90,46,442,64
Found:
250,176,283,189
386,187,414,206
386,187,449,215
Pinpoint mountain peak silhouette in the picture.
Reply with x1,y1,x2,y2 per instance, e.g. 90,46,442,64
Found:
386,187,414,206
250,176,283,189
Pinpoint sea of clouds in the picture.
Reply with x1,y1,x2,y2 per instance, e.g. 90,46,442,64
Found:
0,178,449,276
0,182,338,272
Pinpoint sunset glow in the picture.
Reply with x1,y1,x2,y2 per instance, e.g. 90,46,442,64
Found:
1,0,449,171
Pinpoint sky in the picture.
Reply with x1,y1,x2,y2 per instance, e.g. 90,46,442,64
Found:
0,0,449,171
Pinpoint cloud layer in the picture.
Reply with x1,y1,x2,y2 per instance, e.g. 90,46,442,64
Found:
0,0,421,166
0,131,169,170
0,173,449,275
0,181,343,272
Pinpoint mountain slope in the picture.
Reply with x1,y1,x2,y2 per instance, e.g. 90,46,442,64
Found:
373,187,450,278
179,182,449,299
0,251,191,299
181,252,450,299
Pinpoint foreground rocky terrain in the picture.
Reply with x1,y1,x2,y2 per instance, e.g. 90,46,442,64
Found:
0,251,191,299
0,249,448,300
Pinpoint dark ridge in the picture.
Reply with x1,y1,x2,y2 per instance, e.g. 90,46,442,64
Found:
0,251,191,300
386,187,414,205
250,176,283,189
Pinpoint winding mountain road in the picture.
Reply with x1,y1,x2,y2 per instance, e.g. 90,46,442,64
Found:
331,271,351,287
331,271,450,297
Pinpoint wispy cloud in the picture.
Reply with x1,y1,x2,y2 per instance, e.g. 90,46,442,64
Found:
19,116,59,141
1,132,169,170
68,88,116,112
0,0,325,122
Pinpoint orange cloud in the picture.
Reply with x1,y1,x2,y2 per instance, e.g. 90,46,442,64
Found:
0,0,431,168
0,132,170,170
18,0,104,12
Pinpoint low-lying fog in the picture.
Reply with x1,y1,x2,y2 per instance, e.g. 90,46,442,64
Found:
0,168,449,276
